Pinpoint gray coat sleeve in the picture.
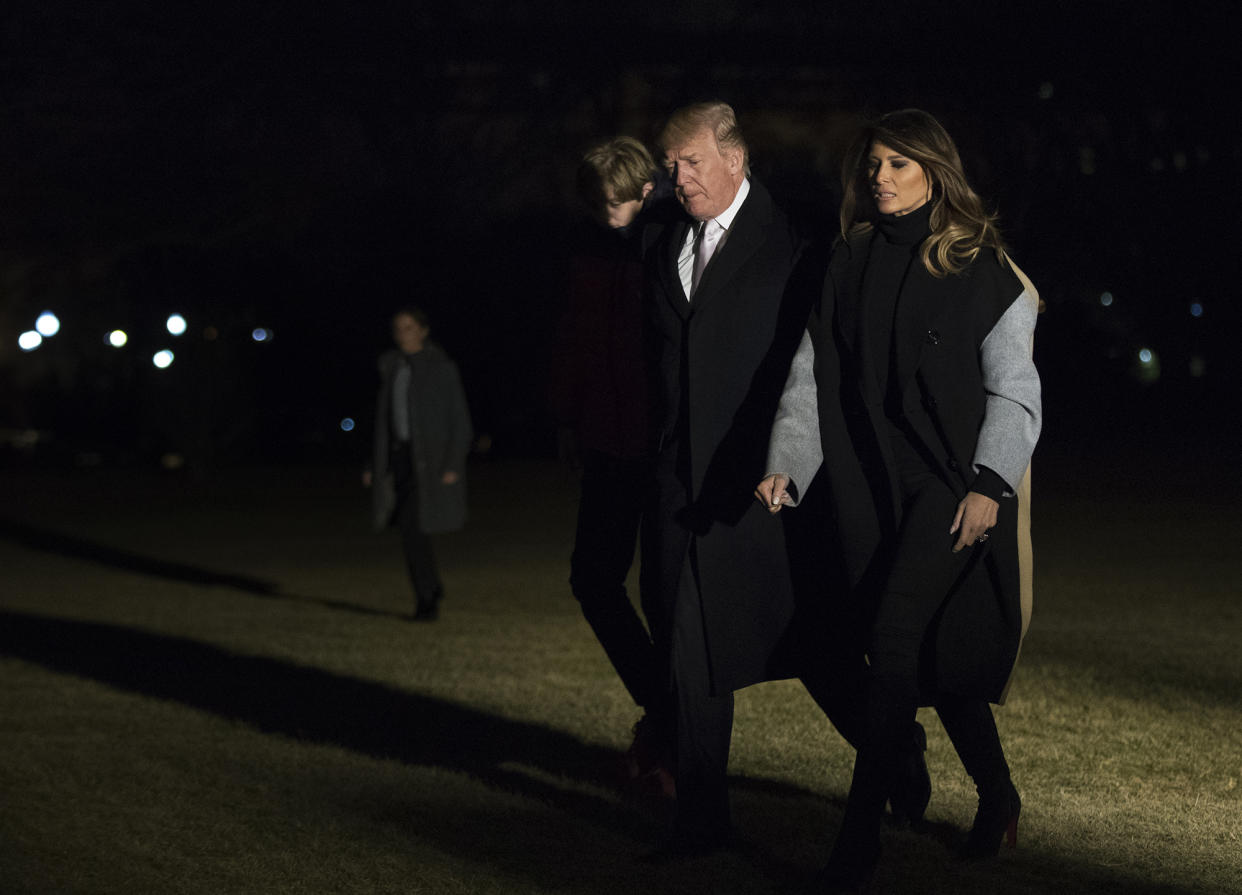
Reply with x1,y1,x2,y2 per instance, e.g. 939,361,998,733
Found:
765,329,822,505
973,266,1042,493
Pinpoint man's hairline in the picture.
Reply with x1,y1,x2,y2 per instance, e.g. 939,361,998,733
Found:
663,130,737,164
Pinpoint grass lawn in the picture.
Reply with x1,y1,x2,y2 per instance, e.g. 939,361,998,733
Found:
1,454,1239,894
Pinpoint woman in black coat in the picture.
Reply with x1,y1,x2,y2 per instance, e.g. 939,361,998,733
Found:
757,109,1041,890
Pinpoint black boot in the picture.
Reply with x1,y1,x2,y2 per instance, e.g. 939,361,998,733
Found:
887,720,931,826
958,780,1020,860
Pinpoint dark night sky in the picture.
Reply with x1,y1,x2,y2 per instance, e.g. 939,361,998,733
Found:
1,1,1237,465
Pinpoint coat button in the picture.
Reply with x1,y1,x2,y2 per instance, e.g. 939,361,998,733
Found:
946,457,959,471
926,329,941,345
923,396,938,409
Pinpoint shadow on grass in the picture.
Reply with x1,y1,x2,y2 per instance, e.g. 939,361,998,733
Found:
0,607,646,823
0,517,406,620
0,608,1216,895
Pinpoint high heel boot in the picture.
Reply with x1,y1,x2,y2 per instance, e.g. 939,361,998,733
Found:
958,779,1020,860
887,720,931,826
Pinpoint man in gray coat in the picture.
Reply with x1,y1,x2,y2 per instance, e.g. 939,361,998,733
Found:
368,307,472,620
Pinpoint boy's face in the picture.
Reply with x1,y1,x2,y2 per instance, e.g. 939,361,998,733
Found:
599,182,652,230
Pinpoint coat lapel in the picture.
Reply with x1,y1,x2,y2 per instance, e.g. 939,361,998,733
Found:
837,233,877,404
687,180,771,312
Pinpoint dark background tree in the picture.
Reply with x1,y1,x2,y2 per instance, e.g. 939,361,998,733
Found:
2,0,1236,469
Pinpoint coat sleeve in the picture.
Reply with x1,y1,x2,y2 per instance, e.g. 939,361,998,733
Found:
765,329,822,504
443,360,474,474
973,264,1041,493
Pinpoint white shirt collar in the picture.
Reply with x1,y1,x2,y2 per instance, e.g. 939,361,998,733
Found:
708,177,749,232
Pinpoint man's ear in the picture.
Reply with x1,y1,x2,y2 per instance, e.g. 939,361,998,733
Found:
725,147,743,176
641,181,654,201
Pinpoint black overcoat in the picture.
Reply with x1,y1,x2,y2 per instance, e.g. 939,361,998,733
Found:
807,231,1037,703
645,180,819,694
370,343,472,535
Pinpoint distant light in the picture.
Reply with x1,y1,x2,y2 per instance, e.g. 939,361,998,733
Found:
19,330,43,351
251,327,271,342
340,418,356,432
1150,157,1166,173
107,329,129,347
1135,347,1160,384
1189,356,1207,378
1189,302,1203,318
204,325,219,341
1172,151,1187,173
1037,81,1054,100
166,314,188,336
35,311,61,337
152,349,175,369
1099,292,1114,307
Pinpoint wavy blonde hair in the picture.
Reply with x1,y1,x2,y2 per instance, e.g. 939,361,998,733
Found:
840,109,1006,277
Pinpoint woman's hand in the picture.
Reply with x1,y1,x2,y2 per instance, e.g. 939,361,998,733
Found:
755,474,792,514
950,491,999,553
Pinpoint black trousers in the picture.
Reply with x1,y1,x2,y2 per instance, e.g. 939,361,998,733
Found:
570,450,662,712
670,545,733,837
838,426,1010,846
669,543,867,839
392,444,442,612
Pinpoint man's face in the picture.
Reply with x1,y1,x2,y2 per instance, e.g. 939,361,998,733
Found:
392,313,428,354
664,129,743,221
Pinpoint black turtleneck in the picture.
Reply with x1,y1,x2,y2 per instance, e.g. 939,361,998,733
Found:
861,202,932,414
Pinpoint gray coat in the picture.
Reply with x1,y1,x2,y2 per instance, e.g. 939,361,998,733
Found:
371,343,472,534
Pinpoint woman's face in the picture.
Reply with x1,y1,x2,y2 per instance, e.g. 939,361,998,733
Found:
867,141,931,217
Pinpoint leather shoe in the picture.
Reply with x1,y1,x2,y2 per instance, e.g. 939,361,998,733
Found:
816,837,880,893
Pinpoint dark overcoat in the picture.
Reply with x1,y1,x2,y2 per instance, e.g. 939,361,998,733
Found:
645,179,818,694
806,232,1039,703
370,343,472,534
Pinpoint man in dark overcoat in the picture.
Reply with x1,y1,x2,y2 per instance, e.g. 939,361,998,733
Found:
368,307,472,620
644,102,870,853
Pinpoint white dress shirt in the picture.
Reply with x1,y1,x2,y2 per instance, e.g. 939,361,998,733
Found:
677,177,750,300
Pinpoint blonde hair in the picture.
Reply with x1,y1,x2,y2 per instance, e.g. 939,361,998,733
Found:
840,109,1006,277
659,101,751,176
577,136,657,206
